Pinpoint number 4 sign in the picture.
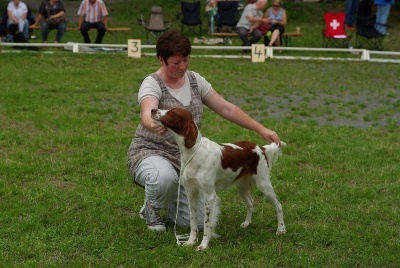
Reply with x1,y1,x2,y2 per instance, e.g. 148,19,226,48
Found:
128,39,141,58
251,44,265,63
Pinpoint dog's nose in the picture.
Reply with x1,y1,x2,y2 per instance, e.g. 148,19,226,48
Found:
151,109,157,115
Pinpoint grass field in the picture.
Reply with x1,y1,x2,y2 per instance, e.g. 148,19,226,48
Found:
0,52,399,267
1,0,400,267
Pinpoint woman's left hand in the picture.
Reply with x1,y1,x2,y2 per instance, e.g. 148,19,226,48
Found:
260,128,281,146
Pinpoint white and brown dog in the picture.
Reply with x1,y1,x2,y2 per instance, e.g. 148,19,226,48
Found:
151,107,287,251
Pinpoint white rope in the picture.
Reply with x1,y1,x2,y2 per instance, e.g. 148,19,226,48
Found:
174,136,203,245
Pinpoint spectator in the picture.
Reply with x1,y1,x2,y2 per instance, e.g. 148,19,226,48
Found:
345,0,359,29
263,0,286,52
31,0,66,43
127,30,281,231
374,0,394,35
236,0,269,48
77,0,109,44
6,0,29,40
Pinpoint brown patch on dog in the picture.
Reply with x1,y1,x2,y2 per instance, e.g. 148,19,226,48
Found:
160,108,198,149
260,146,270,168
220,141,260,180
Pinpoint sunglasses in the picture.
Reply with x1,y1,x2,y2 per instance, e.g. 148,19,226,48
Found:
273,5,280,7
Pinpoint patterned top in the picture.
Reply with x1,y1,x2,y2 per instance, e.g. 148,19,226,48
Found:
127,71,204,177
77,0,108,23
267,7,284,26
38,0,66,19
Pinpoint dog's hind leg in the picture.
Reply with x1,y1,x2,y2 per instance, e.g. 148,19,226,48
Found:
236,183,253,228
256,179,286,235
197,191,218,251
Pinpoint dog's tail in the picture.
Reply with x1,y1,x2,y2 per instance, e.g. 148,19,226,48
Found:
211,196,221,239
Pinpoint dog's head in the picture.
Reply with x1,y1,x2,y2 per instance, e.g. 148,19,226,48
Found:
151,107,198,149
263,141,287,169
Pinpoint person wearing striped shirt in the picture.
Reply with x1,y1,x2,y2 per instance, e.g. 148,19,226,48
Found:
77,0,108,44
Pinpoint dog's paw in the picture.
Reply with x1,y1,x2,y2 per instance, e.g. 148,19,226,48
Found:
240,221,250,228
182,241,196,247
182,238,197,247
196,243,209,251
276,226,287,235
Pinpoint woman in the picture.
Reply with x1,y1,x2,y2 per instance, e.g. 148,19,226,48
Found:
263,0,287,52
7,0,29,40
127,30,281,231
32,0,66,43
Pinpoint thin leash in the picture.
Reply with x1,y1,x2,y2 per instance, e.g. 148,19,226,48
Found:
174,135,203,245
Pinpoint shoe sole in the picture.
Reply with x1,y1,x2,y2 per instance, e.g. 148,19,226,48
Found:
147,225,166,231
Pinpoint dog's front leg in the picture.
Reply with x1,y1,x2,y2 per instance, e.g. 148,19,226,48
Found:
183,187,199,247
259,182,286,235
197,191,217,251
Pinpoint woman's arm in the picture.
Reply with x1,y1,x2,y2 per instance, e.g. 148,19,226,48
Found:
203,89,281,144
20,11,27,20
140,97,167,135
53,10,65,18
7,10,18,24
281,10,287,26
32,14,43,26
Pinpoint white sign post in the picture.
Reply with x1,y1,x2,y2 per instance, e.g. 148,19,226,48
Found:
128,39,141,58
251,44,265,63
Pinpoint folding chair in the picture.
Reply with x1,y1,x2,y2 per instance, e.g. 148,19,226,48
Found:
355,16,385,50
216,1,239,33
322,12,352,48
140,6,171,44
180,1,202,36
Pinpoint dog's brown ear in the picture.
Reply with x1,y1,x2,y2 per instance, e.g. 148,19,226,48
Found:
184,118,197,149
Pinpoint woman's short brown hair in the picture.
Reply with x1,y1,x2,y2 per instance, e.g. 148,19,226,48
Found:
156,30,191,64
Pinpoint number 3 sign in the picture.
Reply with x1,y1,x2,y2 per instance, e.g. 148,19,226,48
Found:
251,44,265,63
128,39,141,58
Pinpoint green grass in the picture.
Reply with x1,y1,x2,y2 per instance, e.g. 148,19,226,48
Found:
1,52,399,267
1,0,400,266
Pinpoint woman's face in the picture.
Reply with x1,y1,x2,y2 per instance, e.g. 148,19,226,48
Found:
160,55,190,79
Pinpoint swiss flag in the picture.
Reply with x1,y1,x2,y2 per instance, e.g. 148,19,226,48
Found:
324,12,348,38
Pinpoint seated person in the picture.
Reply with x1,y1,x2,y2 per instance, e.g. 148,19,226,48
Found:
31,0,66,43
77,0,109,44
263,0,287,52
236,0,269,47
7,0,29,40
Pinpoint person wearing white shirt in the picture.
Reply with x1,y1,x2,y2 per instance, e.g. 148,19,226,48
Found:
7,0,29,39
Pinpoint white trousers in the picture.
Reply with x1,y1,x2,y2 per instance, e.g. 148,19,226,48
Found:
134,156,204,228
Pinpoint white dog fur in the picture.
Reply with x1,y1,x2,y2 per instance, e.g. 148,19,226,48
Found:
151,107,286,251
